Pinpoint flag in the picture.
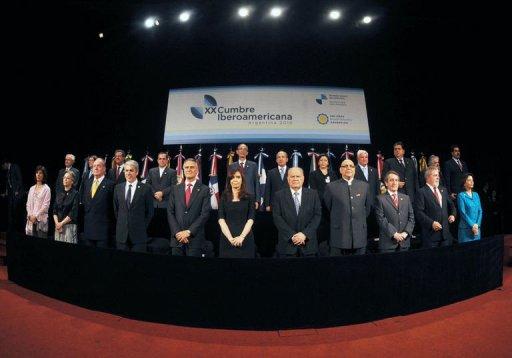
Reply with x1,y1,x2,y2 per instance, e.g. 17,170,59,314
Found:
326,147,337,168
209,148,222,210
174,145,185,184
195,147,203,181
410,151,418,172
340,144,354,160
307,148,319,173
226,148,235,171
82,157,89,183
291,149,302,168
377,152,385,180
419,153,427,173
254,148,269,208
140,152,154,181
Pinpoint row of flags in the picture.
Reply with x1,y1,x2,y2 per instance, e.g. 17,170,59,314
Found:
91,145,430,209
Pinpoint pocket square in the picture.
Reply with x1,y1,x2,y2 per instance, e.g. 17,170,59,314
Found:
356,193,361,197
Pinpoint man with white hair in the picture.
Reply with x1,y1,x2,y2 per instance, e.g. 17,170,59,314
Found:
354,149,380,241
56,153,80,193
113,160,154,252
415,166,456,248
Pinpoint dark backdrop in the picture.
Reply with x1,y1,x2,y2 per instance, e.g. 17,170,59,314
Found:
3,1,508,231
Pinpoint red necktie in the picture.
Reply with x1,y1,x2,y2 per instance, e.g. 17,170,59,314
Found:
239,162,245,173
185,183,193,206
433,186,441,206
115,166,120,180
391,193,398,208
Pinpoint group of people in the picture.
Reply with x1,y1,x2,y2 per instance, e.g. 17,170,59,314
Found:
6,141,483,258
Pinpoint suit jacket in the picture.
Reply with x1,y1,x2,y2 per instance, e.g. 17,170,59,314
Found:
107,166,126,185
83,177,114,242
113,181,154,244
354,165,380,208
167,182,211,249
272,188,322,255
146,167,177,208
228,160,260,201
414,185,457,245
443,158,469,196
324,179,371,249
56,167,80,193
264,166,289,208
375,192,415,250
382,157,419,204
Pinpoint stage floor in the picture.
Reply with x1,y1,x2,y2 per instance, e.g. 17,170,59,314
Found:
1,264,511,357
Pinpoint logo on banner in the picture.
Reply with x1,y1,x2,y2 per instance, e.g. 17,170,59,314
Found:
191,94,218,119
316,94,327,105
317,114,329,125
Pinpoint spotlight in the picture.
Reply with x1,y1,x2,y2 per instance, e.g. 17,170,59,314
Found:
270,7,283,18
144,17,159,28
238,7,250,18
328,10,341,21
362,16,372,24
98,32,104,39
179,11,191,22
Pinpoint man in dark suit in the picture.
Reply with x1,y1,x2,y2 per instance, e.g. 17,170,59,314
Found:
324,159,371,256
382,142,419,204
272,167,322,257
82,158,114,248
264,150,289,211
443,145,469,200
55,153,80,193
354,149,381,241
2,159,23,232
113,160,154,252
79,155,97,201
107,149,126,185
375,170,415,253
228,143,260,209
167,158,211,257
415,167,457,248
146,152,177,250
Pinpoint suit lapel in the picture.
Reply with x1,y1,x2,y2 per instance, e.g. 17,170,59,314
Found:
178,183,186,208
187,182,202,208
130,183,142,209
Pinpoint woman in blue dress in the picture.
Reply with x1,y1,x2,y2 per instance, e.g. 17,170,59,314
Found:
457,173,483,242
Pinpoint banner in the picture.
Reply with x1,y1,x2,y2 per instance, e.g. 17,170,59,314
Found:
163,86,370,144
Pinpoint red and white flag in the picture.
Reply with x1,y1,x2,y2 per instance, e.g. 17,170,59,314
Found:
140,152,154,181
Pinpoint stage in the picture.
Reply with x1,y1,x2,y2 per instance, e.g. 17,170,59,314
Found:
6,232,504,330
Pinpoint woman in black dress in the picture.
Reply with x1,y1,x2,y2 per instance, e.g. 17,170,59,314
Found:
308,155,338,196
218,169,256,258
308,155,338,255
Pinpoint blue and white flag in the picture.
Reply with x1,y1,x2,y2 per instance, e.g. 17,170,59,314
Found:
254,148,269,208
208,148,222,209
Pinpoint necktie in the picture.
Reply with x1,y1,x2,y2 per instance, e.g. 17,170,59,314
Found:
91,179,99,198
185,183,193,206
456,159,462,171
363,166,368,181
399,158,405,167
433,186,441,206
293,191,300,215
280,167,284,180
115,166,120,180
239,162,245,173
126,184,132,209
391,193,398,208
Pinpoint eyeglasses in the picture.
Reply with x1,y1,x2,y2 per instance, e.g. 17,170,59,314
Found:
341,164,355,168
